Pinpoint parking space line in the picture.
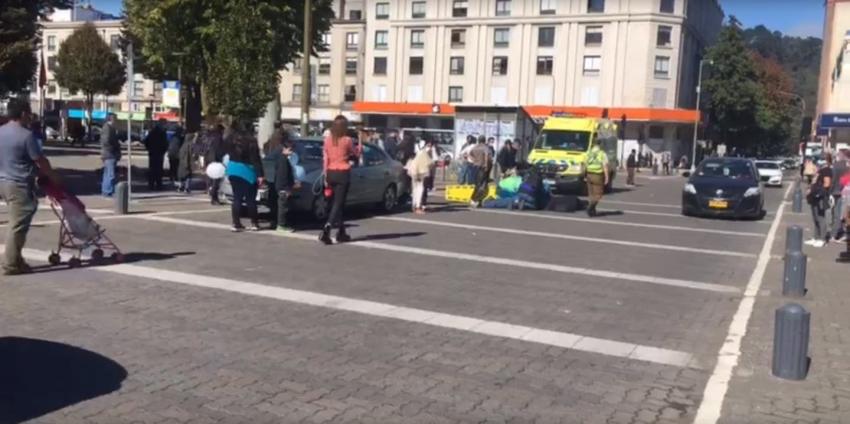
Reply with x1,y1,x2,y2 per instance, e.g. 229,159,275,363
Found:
9,207,228,228
16,246,698,368
693,183,793,423
133,215,742,294
475,209,765,237
599,208,772,223
376,216,757,258
602,200,681,209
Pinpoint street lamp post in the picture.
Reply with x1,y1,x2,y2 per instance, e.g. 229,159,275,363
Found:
301,0,313,136
691,59,713,173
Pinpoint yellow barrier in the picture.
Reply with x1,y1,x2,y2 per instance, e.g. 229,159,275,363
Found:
445,185,497,203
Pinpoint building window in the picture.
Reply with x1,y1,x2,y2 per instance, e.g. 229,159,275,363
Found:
450,56,465,75
321,32,331,47
585,26,603,46
410,30,425,48
588,0,604,13
583,55,601,75
346,32,359,51
409,56,424,75
375,31,388,49
349,9,362,20
412,1,426,18
540,0,556,14
495,0,511,16
537,56,554,75
134,80,144,97
538,27,555,47
494,28,510,48
47,81,56,95
110,35,120,50
47,35,56,52
47,56,57,72
154,83,162,98
448,86,463,102
453,0,468,17
451,29,466,47
492,56,508,76
292,84,302,102
345,58,357,75
657,25,672,47
376,2,389,19
317,85,330,103
345,85,357,102
649,125,664,138
654,56,670,78
660,0,674,13
319,62,330,75
374,57,388,75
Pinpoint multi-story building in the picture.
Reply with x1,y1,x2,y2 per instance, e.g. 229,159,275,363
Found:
816,0,850,146
283,0,724,158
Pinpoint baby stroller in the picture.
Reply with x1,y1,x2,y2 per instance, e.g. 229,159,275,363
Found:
40,178,124,268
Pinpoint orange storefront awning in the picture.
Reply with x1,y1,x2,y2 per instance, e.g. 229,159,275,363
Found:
353,101,456,115
522,106,700,123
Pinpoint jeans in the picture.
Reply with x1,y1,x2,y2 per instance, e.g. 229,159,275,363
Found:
831,195,845,239
471,166,490,203
208,178,222,202
148,153,165,190
102,159,117,196
0,182,38,271
458,163,468,184
168,156,179,182
626,167,636,185
326,170,351,229
268,183,292,228
811,203,828,241
229,176,258,228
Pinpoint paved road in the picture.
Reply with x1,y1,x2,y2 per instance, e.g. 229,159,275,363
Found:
0,151,791,423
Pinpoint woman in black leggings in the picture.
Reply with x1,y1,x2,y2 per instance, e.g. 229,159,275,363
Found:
320,116,361,244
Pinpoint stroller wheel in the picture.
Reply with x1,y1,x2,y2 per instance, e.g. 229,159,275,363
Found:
48,253,61,266
111,252,124,263
91,249,104,261
68,257,82,268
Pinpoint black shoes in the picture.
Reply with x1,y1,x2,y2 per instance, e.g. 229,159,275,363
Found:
319,225,333,245
335,229,352,244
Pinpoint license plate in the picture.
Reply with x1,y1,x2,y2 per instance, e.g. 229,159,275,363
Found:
708,199,728,209
543,178,556,186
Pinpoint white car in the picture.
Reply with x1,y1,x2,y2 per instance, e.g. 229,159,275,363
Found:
754,160,783,187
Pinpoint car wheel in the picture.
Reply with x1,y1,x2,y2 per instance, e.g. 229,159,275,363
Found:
380,184,398,213
312,196,329,222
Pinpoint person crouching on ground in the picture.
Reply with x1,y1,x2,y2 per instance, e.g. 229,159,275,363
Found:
320,115,361,245
408,140,435,214
225,132,264,232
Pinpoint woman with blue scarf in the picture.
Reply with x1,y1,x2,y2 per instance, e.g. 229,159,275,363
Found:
225,132,264,232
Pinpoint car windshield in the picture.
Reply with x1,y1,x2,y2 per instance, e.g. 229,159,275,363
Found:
535,130,590,152
755,162,779,169
295,140,324,162
697,161,755,180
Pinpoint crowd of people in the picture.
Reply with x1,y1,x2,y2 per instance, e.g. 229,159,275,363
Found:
805,150,850,248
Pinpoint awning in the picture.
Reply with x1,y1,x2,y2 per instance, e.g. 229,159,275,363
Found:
521,106,700,123
352,101,456,116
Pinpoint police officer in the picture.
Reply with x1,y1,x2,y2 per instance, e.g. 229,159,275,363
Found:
585,141,610,217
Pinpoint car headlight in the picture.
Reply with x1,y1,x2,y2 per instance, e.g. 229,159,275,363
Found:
684,183,697,194
744,187,761,197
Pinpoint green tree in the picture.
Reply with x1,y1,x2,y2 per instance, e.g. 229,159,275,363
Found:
123,0,334,129
54,23,126,134
751,52,796,155
0,0,72,97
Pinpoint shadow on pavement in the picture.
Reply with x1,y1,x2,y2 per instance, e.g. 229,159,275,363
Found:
27,251,195,275
0,337,127,424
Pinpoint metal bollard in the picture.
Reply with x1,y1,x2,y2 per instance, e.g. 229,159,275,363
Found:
772,303,810,380
792,187,803,213
114,181,129,215
782,250,807,297
785,225,803,254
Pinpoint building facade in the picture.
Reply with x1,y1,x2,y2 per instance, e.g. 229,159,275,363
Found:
816,0,850,145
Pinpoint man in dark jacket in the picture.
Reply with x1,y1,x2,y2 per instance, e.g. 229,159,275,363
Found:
626,149,637,186
143,119,169,191
100,113,121,197
167,127,184,185
273,139,299,232
497,140,517,177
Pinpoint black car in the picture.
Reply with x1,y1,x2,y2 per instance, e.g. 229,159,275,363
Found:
682,158,764,219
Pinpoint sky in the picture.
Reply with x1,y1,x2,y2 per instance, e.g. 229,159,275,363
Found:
84,0,825,39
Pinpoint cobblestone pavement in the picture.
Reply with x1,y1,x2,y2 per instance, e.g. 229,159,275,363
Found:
0,149,815,423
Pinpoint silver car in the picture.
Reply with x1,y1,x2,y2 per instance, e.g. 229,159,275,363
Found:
223,138,409,220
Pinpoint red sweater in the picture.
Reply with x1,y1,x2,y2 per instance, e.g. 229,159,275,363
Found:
323,135,360,172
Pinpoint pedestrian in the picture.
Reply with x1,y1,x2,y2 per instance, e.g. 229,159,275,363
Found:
143,119,168,191
626,149,637,186
100,113,120,197
0,99,60,275
662,152,671,175
407,140,434,214
264,128,288,229
497,140,517,178
806,153,833,247
272,138,300,232
384,131,399,159
202,123,226,205
469,136,492,207
168,127,184,186
459,136,477,184
225,131,264,232
679,155,689,170
487,137,496,178
177,132,195,193
319,115,361,244
830,149,849,241
803,158,817,184
652,157,659,175
585,139,610,217
419,137,439,208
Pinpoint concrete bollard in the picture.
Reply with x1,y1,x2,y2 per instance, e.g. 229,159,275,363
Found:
772,303,810,380
782,250,807,297
114,181,129,215
785,225,803,255
792,186,803,213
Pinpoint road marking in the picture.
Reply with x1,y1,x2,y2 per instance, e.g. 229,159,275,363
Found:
598,208,772,224
134,215,741,294
377,216,757,258
603,200,681,209
16,246,698,368
15,207,228,228
693,183,793,424
475,209,765,237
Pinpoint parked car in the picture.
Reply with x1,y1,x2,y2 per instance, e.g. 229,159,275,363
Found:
682,158,764,220
754,160,784,187
222,138,410,220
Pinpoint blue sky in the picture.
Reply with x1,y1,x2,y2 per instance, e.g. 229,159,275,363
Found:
85,0,824,39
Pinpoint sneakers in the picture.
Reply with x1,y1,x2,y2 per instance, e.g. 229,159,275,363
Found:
276,226,295,233
335,230,352,244
231,226,244,233
247,225,260,232
804,238,818,246
812,240,826,248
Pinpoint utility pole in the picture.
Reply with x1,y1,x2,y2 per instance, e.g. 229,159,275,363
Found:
691,59,712,173
126,42,134,206
300,0,313,136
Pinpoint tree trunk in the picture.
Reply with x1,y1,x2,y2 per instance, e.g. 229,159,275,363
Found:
86,92,94,146
185,82,203,133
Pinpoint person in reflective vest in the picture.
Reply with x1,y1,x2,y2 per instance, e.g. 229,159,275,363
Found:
585,142,610,217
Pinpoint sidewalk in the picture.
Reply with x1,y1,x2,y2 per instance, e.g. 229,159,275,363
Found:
720,205,850,423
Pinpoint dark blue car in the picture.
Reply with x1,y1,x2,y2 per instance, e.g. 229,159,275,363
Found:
682,158,764,220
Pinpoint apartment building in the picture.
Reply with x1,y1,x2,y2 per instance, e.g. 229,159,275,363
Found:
816,0,850,145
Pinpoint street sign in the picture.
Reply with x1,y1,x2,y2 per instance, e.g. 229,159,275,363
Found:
162,81,181,108
819,113,850,129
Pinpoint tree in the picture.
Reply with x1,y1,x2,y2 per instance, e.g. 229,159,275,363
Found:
751,53,797,155
0,0,72,97
124,0,334,129
54,22,126,135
